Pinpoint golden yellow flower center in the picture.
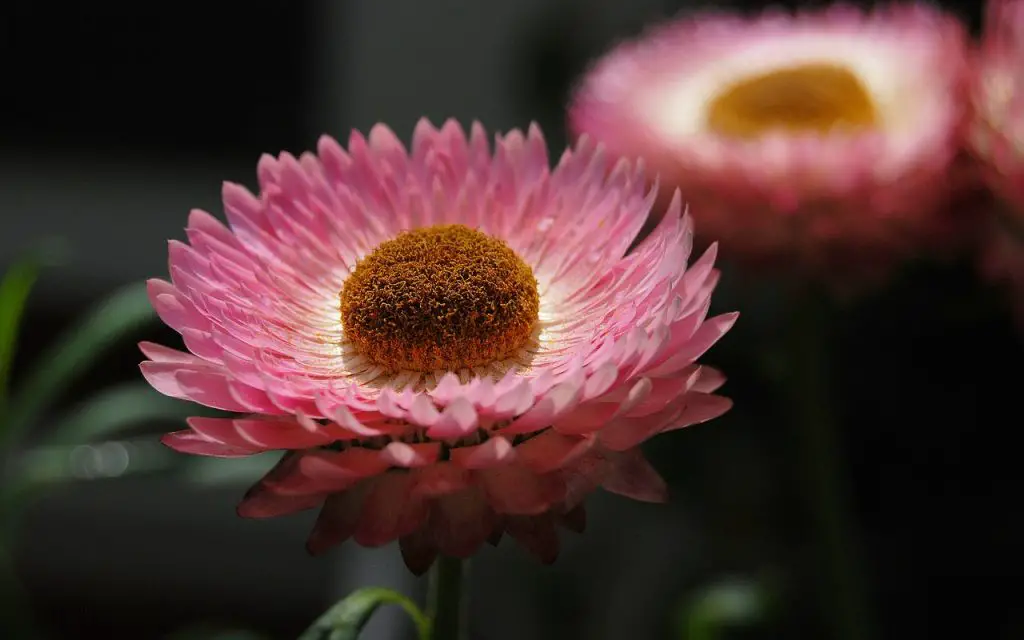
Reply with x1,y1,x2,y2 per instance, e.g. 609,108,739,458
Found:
340,224,540,373
705,63,878,138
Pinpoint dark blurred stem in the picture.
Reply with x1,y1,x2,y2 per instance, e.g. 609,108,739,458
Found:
0,493,35,638
428,556,468,640
787,292,873,640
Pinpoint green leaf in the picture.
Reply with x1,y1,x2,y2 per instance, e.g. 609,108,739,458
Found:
298,588,430,640
0,261,40,409
3,280,156,448
45,382,199,446
677,578,768,640
0,240,69,412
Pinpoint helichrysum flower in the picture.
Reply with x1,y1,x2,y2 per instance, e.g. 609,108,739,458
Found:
972,0,1024,208
569,4,971,284
971,0,1024,320
141,120,736,573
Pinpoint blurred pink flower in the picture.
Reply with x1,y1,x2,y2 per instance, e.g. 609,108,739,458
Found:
570,4,972,287
141,120,736,574
971,0,1024,320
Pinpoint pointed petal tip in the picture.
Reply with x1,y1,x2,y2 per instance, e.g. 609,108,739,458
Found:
719,310,741,328
304,534,333,557
186,208,217,227
158,431,182,450
399,536,438,576
402,555,435,577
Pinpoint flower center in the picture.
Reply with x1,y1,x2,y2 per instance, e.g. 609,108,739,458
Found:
705,62,877,138
340,224,540,373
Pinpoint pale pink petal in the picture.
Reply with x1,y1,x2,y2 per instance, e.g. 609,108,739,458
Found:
601,449,668,503
380,442,441,468
450,436,515,469
161,430,260,458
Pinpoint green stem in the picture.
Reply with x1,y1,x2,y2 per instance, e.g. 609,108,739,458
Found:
0,498,36,639
787,292,873,640
427,556,469,640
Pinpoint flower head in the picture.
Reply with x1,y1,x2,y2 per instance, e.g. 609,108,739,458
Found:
972,0,1024,321
142,120,736,573
570,4,971,286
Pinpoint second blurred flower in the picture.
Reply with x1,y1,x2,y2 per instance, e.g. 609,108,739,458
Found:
570,4,972,288
971,0,1024,323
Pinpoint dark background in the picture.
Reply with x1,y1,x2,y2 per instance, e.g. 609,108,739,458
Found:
2,0,1019,638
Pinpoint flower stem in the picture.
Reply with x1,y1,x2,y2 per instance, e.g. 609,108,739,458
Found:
427,556,469,640
786,292,874,640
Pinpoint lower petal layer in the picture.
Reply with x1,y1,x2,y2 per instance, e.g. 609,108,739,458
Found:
236,440,656,572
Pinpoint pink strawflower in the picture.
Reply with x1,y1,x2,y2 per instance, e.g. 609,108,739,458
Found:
971,0,1024,321
141,120,736,574
971,0,1024,209
569,4,972,286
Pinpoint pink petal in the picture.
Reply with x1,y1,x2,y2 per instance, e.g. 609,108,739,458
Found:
556,505,587,533
138,342,199,365
429,489,496,558
399,528,438,576
161,430,259,458
661,393,734,432
353,472,427,547
506,514,559,564
558,450,612,510
140,361,202,400
502,380,582,435
237,485,325,518
601,449,668,503
597,401,683,452
515,431,593,474
550,401,620,435
692,366,727,393
647,312,738,377
298,449,390,483
232,417,333,449
481,465,563,515
306,484,372,555
450,436,515,469
412,463,472,498
407,393,441,426
380,442,441,468
621,374,695,418
174,370,264,413
426,397,478,439
489,379,534,421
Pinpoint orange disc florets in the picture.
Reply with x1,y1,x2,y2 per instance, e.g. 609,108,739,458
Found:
340,224,540,372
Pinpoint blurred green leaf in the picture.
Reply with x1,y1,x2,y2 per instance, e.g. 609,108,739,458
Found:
3,280,155,447
298,588,430,640
45,382,197,447
0,262,40,409
13,439,178,488
0,240,69,412
183,453,278,487
677,578,767,640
